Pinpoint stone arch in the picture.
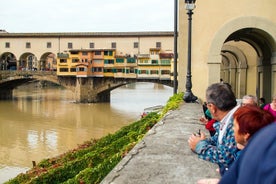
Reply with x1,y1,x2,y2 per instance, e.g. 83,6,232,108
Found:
207,16,276,101
221,45,248,98
0,52,17,70
19,52,38,70
40,52,57,71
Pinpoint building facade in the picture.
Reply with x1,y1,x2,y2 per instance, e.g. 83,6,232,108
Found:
56,48,173,81
178,0,276,102
0,32,174,72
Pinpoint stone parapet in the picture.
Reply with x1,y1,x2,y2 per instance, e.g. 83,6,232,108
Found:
101,103,220,184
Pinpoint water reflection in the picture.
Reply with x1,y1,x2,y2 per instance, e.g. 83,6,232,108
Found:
0,82,173,183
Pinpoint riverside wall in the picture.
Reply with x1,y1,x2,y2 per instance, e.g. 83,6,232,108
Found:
101,103,220,184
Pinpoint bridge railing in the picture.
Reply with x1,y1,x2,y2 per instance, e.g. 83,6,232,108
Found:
0,70,57,80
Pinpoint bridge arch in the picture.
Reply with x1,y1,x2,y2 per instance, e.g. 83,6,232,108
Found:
207,16,276,101
1,51,59,72
0,70,61,99
18,52,37,70
68,77,173,103
0,52,17,70
39,52,57,71
0,70,173,102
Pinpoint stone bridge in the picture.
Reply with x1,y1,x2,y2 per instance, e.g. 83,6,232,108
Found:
0,71,173,103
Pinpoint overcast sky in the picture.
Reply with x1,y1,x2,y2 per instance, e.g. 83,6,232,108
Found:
0,0,174,33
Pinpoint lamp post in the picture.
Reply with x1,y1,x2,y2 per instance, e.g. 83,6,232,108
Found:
173,0,178,94
183,0,198,103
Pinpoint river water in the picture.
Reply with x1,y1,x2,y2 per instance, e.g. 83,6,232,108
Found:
0,82,173,183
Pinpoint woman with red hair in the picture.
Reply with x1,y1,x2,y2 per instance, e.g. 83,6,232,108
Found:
219,105,274,174
232,105,274,150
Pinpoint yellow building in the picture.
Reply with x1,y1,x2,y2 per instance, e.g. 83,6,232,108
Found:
178,0,276,102
57,48,173,81
137,48,173,80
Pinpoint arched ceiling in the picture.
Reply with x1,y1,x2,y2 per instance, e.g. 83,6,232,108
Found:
225,28,274,63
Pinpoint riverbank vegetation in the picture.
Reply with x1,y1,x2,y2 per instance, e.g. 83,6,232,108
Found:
6,93,184,184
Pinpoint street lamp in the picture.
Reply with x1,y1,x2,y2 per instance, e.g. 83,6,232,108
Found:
183,0,198,103
173,0,178,94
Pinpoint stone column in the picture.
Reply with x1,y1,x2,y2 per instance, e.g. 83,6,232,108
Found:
271,53,276,97
74,77,110,103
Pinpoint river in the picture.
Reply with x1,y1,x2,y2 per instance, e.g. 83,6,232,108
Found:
0,82,173,183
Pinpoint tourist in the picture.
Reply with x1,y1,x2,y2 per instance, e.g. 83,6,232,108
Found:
259,97,266,109
199,108,216,136
263,95,276,121
188,83,239,175
240,95,258,106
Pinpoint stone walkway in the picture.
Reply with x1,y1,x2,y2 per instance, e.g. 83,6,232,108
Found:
101,103,220,184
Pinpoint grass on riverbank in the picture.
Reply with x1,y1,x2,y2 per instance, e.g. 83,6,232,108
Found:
6,93,184,184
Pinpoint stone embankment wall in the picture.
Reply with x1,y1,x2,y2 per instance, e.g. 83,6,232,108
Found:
101,103,220,184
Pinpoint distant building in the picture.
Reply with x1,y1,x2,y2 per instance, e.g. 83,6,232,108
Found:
56,48,173,81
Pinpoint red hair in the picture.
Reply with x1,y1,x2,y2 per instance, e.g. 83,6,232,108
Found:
233,105,274,139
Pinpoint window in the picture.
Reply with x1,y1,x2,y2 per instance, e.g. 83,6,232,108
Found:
151,70,159,74
130,67,135,73
59,68,68,72
104,59,114,64
57,53,69,58
89,42,95,48
140,70,147,74
26,42,31,48
127,57,136,63
152,60,159,64
104,68,113,73
111,42,116,49
60,59,67,63
139,59,149,64
92,67,103,72
134,42,139,48
78,67,86,72
70,68,76,72
82,52,88,56
72,58,79,63
156,42,161,48
104,51,113,56
68,42,73,49
5,42,10,48
116,58,124,63
160,59,171,65
47,42,52,48
95,51,101,55
161,70,170,75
